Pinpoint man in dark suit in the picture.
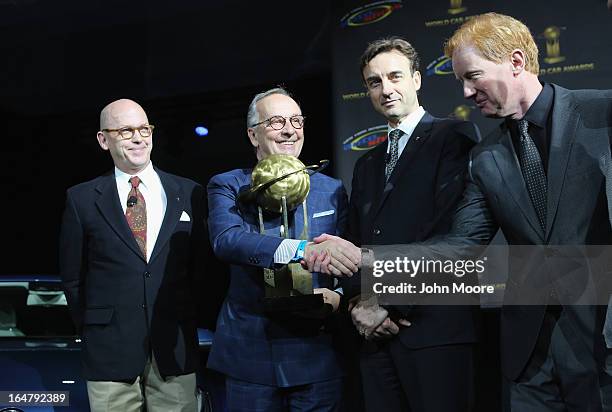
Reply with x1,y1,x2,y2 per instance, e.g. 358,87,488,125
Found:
59,98,204,411
434,12,612,411
206,87,360,411
342,37,480,412
602,123,612,410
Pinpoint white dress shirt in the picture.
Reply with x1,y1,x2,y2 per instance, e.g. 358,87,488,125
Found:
386,106,426,158
115,162,167,262
275,239,303,264
272,209,342,293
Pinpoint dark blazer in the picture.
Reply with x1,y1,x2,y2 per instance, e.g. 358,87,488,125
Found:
345,112,481,348
59,168,204,381
206,169,347,387
445,84,612,379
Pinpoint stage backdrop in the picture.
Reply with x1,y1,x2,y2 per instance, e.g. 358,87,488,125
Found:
331,0,612,305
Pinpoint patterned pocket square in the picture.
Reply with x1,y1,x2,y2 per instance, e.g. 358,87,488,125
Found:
179,211,191,222
313,210,335,218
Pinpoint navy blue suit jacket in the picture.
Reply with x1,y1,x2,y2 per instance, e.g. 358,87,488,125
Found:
206,168,347,386
59,168,204,381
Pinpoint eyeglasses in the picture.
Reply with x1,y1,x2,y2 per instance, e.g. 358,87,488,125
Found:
250,115,305,130
101,124,155,140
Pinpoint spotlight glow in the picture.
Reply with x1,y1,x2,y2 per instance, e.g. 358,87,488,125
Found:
195,126,209,136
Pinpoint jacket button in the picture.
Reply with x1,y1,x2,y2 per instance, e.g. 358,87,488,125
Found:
144,271,151,278
141,304,146,309
373,228,381,236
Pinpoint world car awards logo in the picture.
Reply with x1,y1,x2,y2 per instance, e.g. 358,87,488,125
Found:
343,125,388,151
340,0,402,28
425,55,453,76
537,25,595,76
425,3,474,29
447,0,467,15
542,26,565,64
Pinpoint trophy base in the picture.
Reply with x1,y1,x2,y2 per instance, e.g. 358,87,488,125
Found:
263,293,328,317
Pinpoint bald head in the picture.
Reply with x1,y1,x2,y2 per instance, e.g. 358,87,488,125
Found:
97,98,153,174
100,99,149,130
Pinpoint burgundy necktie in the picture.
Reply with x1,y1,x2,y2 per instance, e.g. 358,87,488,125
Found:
126,176,147,257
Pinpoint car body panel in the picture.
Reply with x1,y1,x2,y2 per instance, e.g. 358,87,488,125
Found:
0,275,223,411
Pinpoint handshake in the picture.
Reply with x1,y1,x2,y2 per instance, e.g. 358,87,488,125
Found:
300,235,409,340
301,234,362,277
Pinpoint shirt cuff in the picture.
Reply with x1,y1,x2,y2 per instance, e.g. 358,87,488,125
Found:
274,239,303,264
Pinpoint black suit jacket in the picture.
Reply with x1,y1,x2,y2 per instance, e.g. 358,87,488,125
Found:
346,112,481,348
444,84,612,379
59,167,205,381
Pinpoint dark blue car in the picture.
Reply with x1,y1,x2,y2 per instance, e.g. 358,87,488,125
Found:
0,275,224,412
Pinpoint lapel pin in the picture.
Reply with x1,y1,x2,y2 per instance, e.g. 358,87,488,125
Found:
415,136,421,141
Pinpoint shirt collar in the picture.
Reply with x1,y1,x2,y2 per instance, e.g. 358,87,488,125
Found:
387,106,426,137
114,162,155,189
522,82,553,129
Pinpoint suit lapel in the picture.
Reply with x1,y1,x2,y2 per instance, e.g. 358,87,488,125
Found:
295,194,308,240
95,173,145,259
150,169,184,263
365,144,388,220
388,113,434,185
371,113,433,220
545,87,579,240
491,125,545,240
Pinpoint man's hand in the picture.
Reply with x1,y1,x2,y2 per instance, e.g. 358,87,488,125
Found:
368,317,399,340
301,249,331,273
314,288,340,312
350,299,388,337
303,234,361,277
367,317,412,341
348,294,361,312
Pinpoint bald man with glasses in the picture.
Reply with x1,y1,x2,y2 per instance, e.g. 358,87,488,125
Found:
60,98,205,411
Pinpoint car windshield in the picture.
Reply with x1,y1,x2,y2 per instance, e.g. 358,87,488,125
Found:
0,281,76,338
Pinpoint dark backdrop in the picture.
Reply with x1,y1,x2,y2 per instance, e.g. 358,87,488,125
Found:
0,0,333,276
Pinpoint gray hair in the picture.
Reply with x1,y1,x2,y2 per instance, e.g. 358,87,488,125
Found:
246,87,292,128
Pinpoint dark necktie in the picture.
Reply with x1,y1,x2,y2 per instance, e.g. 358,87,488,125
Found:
385,129,403,182
126,176,147,257
517,119,547,231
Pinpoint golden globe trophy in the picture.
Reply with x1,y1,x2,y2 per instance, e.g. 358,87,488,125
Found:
239,154,330,314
